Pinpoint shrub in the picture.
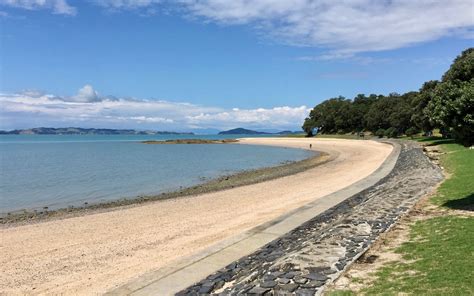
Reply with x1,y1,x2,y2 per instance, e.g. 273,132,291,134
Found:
384,127,398,138
375,129,386,138
405,127,419,138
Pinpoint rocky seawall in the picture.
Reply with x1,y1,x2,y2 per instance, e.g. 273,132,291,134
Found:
179,140,443,295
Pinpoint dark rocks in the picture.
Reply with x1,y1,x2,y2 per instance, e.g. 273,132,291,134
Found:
295,288,315,295
303,273,328,281
247,286,270,295
283,271,298,279
260,281,277,288
198,284,214,294
293,276,308,285
277,278,290,284
279,283,299,292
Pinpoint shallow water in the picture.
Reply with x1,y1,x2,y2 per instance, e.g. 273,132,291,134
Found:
0,135,312,213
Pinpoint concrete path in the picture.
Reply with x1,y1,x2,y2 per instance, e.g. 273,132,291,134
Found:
108,141,402,295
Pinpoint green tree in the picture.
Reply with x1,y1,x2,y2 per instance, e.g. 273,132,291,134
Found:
351,94,378,131
302,97,353,134
427,80,474,145
365,95,398,132
389,91,417,134
426,48,474,146
442,48,474,82
412,80,438,134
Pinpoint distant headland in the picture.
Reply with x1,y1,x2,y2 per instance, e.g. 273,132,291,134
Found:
0,127,194,135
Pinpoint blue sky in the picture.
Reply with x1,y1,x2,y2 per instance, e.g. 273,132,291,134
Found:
0,0,473,131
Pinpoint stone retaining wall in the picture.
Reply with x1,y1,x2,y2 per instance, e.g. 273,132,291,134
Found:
179,141,443,295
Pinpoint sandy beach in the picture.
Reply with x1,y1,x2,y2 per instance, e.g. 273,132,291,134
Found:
0,138,392,295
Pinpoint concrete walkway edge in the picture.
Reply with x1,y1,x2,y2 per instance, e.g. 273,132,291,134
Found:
107,141,400,296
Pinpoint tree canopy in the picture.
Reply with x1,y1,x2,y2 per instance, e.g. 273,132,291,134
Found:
302,48,474,146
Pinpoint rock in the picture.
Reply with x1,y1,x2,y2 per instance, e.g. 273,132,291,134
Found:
295,288,315,296
301,280,324,288
280,283,299,292
293,276,308,284
248,286,270,295
260,281,277,288
214,280,225,290
198,285,214,294
263,274,277,281
283,271,298,279
303,273,328,281
277,278,290,284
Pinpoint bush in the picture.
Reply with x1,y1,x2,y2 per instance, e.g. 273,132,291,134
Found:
375,129,386,138
384,127,398,138
405,127,419,138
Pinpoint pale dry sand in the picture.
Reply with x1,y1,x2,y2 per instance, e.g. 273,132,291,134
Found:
0,138,392,295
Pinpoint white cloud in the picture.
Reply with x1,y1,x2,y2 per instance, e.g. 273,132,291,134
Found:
68,84,100,102
2,1,472,55
0,85,308,131
0,0,76,15
92,0,162,10
178,0,474,56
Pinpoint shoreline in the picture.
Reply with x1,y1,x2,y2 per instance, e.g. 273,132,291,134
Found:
1,146,328,226
0,138,392,295
141,138,239,144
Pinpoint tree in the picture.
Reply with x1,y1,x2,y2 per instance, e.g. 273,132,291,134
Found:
302,97,353,134
389,92,417,134
426,48,474,146
412,80,438,134
302,47,473,144
365,95,398,132
442,48,474,82
351,94,378,131
426,80,474,146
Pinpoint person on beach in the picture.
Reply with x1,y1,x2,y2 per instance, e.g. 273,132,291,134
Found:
310,144,312,149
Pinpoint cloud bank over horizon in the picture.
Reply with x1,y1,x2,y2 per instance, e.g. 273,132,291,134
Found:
1,0,473,58
0,85,310,132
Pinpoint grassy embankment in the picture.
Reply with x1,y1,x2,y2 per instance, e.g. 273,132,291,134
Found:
328,137,473,295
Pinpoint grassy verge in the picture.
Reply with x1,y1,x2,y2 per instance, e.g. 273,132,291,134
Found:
328,138,473,296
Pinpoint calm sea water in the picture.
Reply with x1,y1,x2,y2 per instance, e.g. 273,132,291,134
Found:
0,135,312,213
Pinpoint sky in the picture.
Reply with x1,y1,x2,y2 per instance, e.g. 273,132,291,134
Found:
0,0,473,132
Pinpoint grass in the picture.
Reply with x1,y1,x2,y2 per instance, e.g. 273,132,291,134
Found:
360,216,474,295
429,142,474,208
328,137,473,296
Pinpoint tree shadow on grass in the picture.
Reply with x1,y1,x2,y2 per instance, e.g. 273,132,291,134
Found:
443,193,474,211
419,137,457,147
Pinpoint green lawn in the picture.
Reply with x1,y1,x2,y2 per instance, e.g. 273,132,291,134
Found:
428,142,474,208
328,138,474,296
359,216,473,295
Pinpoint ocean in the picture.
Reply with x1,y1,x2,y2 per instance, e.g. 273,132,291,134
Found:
0,135,312,213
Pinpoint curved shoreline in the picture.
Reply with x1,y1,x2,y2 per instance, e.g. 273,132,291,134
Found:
0,138,393,295
1,144,327,225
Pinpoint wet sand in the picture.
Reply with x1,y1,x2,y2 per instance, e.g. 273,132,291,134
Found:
0,138,392,295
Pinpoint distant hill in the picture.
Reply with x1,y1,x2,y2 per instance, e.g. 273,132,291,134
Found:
0,127,194,135
218,128,271,135
218,128,302,135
